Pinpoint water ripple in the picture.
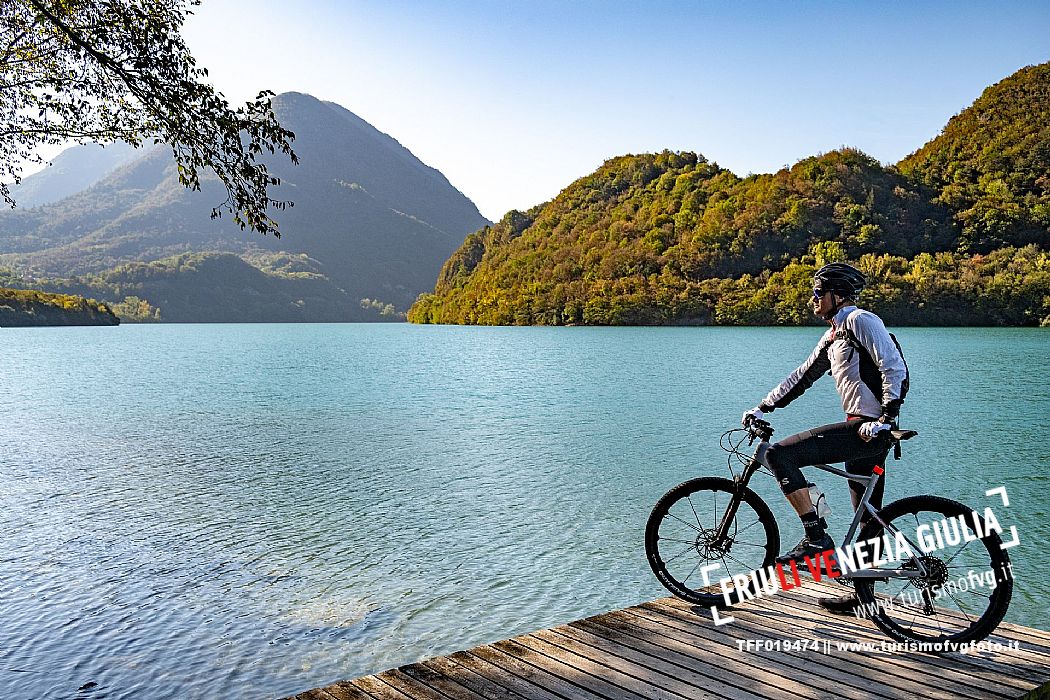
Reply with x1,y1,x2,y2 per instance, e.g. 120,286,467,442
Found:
0,324,1047,699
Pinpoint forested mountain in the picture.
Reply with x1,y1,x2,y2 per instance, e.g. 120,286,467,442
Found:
411,62,1050,327
0,93,489,322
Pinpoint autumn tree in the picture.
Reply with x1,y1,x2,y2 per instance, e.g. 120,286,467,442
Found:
1,0,297,234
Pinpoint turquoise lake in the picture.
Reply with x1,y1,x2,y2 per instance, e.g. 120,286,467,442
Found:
1,324,1047,699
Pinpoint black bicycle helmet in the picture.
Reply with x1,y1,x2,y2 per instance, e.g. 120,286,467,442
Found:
813,262,866,299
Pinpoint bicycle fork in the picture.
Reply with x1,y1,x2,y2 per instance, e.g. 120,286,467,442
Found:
711,444,766,549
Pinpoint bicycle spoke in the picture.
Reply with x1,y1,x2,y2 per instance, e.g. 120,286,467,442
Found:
945,590,973,622
667,512,703,533
944,564,990,568
662,545,695,565
724,552,754,571
905,608,920,631
687,495,703,531
735,518,763,536
647,479,778,607
682,559,702,584
941,540,975,566
886,579,911,602
721,556,733,581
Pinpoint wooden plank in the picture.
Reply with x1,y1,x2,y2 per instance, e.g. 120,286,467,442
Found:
351,676,416,700
496,636,676,700
637,601,985,699
296,689,341,700
375,669,464,700
469,642,618,700
397,662,491,700
537,625,775,700
444,651,568,700
321,680,382,700
581,611,893,700
736,586,1050,684
648,595,1027,697
564,615,843,700
421,657,531,700
509,632,726,700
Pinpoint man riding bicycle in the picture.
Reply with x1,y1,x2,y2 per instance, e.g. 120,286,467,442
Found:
741,262,908,613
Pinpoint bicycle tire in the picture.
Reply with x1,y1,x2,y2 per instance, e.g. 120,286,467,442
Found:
853,495,1013,649
645,476,780,607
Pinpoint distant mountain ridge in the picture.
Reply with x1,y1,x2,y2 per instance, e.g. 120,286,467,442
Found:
410,61,1050,327
0,92,490,322
5,141,140,208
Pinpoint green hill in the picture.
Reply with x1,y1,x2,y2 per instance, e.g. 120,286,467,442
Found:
2,251,403,323
898,63,1050,253
0,288,119,327
411,62,1050,327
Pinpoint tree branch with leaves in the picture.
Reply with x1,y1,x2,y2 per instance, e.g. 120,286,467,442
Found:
1,0,297,235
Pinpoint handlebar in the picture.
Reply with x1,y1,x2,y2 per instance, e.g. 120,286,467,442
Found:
743,417,774,444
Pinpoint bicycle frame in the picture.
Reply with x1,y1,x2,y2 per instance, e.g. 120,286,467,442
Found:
716,432,929,581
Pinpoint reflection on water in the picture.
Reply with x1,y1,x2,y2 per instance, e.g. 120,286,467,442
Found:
0,324,1046,698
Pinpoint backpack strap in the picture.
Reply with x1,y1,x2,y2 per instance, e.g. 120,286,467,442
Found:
833,308,865,347
838,309,909,460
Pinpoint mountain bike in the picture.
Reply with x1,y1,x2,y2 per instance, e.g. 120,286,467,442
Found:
644,419,1013,648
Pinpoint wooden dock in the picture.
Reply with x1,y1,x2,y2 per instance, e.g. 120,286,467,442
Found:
285,581,1050,700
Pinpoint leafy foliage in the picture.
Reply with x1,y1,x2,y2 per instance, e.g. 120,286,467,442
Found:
110,294,160,321
898,62,1050,252
5,251,406,323
410,149,958,325
411,62,1050,327
0,285,118,325
1,0,297,234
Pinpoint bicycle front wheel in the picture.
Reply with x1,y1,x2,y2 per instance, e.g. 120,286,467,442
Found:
853,495,1013,648
645,477,779,607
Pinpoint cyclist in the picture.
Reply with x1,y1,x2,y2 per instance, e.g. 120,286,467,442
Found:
741,262,908,613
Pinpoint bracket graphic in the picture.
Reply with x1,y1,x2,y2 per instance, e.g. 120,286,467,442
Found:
700,563,737,625
984,486,1019,550
985,486,1010,507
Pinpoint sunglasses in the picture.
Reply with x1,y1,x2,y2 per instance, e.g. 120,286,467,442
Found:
812,289,827,300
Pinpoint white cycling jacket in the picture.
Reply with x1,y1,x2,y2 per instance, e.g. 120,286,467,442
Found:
758,305,907,420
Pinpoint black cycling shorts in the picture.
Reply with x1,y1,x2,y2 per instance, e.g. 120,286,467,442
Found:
764,418,891,510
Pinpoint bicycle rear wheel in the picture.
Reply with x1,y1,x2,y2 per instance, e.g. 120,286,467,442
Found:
645,477,779,607
853,495,1012,649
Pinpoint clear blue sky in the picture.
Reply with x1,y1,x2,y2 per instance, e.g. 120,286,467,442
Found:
179,1,1050,221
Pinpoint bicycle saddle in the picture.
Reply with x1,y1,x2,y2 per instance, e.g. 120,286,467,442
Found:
890,429,918,441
